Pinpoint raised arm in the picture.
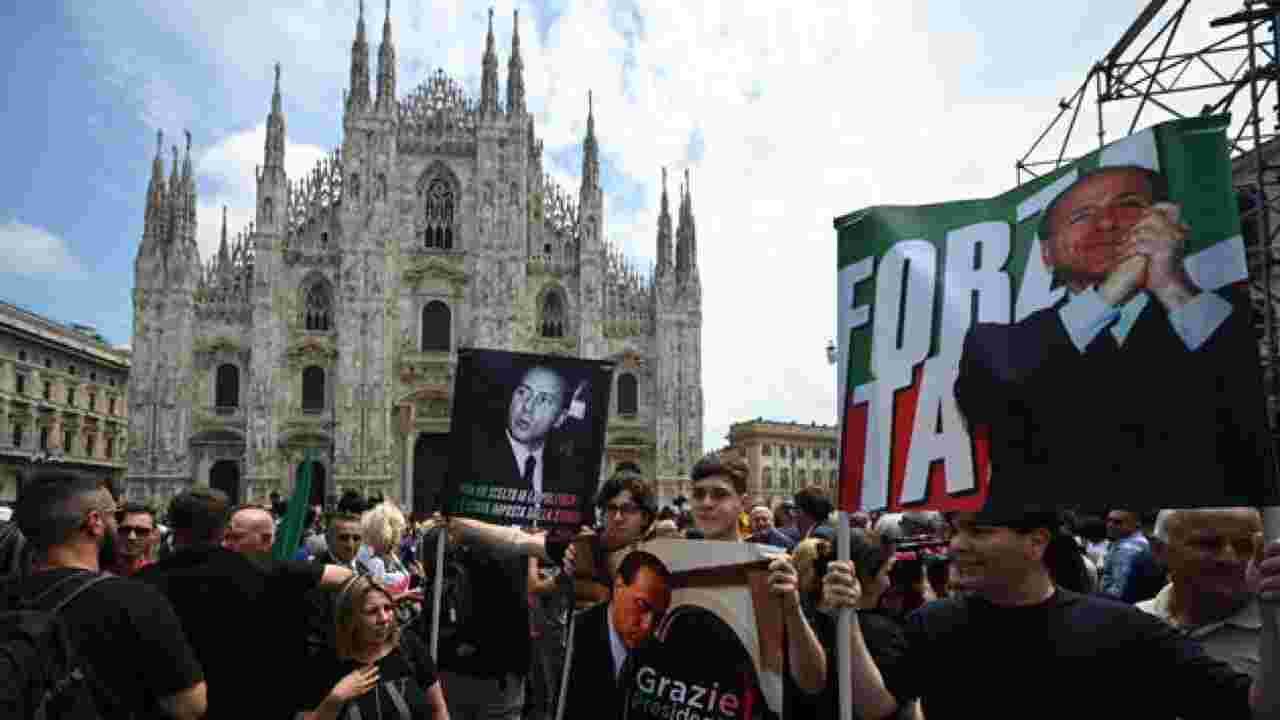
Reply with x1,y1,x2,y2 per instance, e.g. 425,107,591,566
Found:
820,560,902,720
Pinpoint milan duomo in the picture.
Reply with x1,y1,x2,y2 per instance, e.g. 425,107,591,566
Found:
125,5,704,511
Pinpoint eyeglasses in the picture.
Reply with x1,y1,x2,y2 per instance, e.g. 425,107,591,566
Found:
118,525,153,537
605,502,642,517
690,486,735,502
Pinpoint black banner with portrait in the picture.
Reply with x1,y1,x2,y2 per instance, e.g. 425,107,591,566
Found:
442,348,614,534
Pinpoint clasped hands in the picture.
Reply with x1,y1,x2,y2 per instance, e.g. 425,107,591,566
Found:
1097,203,1196,309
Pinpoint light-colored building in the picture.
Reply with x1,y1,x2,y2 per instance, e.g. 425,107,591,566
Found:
127,7,704,511
728,419,838,508
0,301,130,503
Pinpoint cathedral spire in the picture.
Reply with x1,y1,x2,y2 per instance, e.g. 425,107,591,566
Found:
676,169,694,282
217,205,231,273
265,63,286,172
376,0,396,111
581,91,599,192
349,0,371,112
183,130,196,240
480,7,499,116
656,166,673,275
506,8,525,115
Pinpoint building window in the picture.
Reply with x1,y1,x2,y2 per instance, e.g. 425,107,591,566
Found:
11,424,22,448
812,448,820,459
105,436,114,459
39,427,48,451
68,366,77,376
15,374,25,395
109,378,115,387
617,373,638,416
540,289,566,338
423,178,455,250
829,447,836,460
780,468,790,489
321,231,329,246
762,444,771,457
302,366,325,413
63,431,73,455
43,358,51,369
88,391,96,413
90,372,96,382
17,350,26,362
108,397,116,416
43,382,51,401
421,301,451,352
67,387,76,408
215,364,240,410
798,469,807,484
303,278,333,332
763,467,773,489
829,469,837,487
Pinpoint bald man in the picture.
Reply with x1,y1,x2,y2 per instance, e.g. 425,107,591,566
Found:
223,506,276,555
748,505,795,549
1139,507,1264,676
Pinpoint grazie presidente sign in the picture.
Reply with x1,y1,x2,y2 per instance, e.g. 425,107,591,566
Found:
836,116,1276,513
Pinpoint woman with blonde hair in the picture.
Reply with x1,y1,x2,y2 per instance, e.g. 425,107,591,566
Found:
356,502,416,594
301,575,449,719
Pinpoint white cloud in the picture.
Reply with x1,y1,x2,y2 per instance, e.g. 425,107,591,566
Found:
193,124,328,262
0,220,85,278
75,0,1247,453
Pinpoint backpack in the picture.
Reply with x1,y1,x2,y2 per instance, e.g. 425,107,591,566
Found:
0,521,31,583
409,527,475,645
0,572,113,720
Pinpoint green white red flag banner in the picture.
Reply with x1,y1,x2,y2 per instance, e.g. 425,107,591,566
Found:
835,115,1276,514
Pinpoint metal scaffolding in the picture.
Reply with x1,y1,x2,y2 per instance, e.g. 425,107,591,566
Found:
1015,0,1280,436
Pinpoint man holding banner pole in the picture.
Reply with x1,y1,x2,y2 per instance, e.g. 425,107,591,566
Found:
819,508,1280,718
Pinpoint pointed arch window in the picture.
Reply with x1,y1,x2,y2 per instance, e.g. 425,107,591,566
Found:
303,279,333,332
424,178,454,250
617,373,638,416
302,366,325,413
263,197,274,224
215,364,240,411
421,301,451,352
540,289,566,338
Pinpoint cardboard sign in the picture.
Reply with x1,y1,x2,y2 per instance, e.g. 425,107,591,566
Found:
835,116,1276,513
443,348,614,532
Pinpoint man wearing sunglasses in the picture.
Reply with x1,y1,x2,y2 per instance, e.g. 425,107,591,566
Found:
106,502,157,576
13,473,207,718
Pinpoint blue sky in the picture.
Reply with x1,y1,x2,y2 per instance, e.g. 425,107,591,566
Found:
0,1,1247,449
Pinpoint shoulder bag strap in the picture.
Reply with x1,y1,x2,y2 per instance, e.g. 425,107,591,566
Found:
382,679,411,720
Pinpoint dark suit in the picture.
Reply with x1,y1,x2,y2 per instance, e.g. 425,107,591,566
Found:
467,422,593,501
955,289,1277,513
562,602,625,720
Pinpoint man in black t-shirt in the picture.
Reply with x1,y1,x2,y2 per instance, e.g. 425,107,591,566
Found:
12,473,207,719
822,508,1280,718
137,487,360,720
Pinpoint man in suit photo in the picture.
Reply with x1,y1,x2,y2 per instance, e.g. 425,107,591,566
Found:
562,550,672,720
956,165,1274,512
466,364,593,508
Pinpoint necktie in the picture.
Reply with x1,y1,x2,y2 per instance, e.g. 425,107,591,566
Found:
523,455,536,489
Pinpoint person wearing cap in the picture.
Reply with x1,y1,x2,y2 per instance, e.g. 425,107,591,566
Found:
820,508,1280,718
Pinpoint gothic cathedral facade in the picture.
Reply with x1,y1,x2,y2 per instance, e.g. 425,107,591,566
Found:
126,7,703,512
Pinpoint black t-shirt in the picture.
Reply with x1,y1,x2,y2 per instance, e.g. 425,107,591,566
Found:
304,631,439,719
435,541,531,678
137,545,325,719
14,568,204,716
883,588,1251,718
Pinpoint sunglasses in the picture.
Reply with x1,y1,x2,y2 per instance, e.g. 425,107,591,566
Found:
604,501,642,517
118,525,153,537
690,486,735,502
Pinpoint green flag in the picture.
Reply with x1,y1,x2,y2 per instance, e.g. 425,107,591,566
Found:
273,449,315,561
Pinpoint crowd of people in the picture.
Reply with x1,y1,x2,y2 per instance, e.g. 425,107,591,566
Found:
1,454,1280,719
